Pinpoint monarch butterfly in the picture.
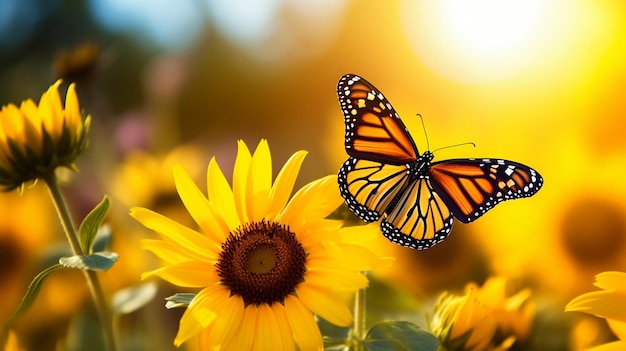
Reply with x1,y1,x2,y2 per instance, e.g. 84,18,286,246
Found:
337,74,543,250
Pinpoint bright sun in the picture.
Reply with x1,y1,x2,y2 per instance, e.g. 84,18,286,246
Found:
401,0,546,83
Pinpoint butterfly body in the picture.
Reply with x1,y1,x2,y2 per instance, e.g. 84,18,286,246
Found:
337,74,543,250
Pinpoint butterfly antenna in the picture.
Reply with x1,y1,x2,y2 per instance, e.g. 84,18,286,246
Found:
417,114,431,151
432,142,477,154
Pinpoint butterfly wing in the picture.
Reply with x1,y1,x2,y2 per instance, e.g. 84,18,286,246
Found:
429,158,544,223
338,157,410,222
339,157,455,250
381,176,454,250
337,74,455,249
337,74,418,164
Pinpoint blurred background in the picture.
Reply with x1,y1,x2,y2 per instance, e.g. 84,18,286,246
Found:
1,0,625,350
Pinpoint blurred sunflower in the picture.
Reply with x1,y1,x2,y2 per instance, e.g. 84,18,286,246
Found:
110,144,206,222
430,277,534,351
132,139,385,350
0,80,90,191
475,134,626,301
0,185,57,325
566,271,626,350
53,42,100,83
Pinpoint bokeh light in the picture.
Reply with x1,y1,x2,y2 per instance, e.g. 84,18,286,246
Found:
2,0,626,349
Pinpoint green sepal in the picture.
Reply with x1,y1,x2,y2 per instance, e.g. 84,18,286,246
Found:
59,252,118,271
111,282,158,315
78,195,110,254
165,293,197,309
363,321,439,351
4,263,66,329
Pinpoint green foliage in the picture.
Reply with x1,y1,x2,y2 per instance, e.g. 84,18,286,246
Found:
59,252,119,271
79,195,110,254
165,293,197,309
92,224,112,252
363,321,439,351
111,282,158,315
4,264,66,330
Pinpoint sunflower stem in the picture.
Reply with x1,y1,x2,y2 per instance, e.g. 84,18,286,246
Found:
352,275,366,351
43,171,117,351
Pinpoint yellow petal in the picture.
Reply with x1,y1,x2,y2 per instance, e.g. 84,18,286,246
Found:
4,330,21,351
280,175,342,233
307,242,385,272
130,207,215,260
2,104,25,141
253,303,295,351
142,261,218,287
64,83,81,135
594,271,626,290
296,283,352,326
39,80,64,134
566,290,626,322
175,306,207,347
272,303,297,351
247,139,272,221
174,164,229,245
141,239,207,264
200,294,245,348
188,284,232,327
207,157,241,231
230,305,257,350
267,150,307,220
586,341,626,351
304,269,368,291
284,295,323,351
338,223,382,245
232,139,252,223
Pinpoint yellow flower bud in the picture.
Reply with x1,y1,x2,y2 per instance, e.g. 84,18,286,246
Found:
0,81,90,191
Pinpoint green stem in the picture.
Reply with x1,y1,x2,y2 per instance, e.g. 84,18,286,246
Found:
352,275,367,351
44,172,117,351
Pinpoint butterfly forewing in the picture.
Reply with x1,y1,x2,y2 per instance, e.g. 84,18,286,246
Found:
338,74,417,164
338,157,410,222
381,177,454,250
429,159,543,223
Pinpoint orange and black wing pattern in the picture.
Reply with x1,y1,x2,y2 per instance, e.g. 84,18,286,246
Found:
336,74,543,250
380,175,455,249
429,158,543,223
338,158,410,223
337,74,417,164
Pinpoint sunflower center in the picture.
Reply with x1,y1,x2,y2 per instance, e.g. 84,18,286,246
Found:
216,221,306,306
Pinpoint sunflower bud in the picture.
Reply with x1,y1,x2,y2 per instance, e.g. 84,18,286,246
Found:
0,80,90,191
430,285,498,351
430,277,534,351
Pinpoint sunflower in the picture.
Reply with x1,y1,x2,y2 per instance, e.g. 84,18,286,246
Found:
0,80,90,191
430,277,534,351
566,271,626,350
131,139,384,350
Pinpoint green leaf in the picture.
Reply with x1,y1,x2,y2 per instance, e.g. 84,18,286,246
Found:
111,282,158,315
91,224,112,252
5,264,66,329
165,293,196,309
363,321,439,351
59,252,118,271
78,195,110,254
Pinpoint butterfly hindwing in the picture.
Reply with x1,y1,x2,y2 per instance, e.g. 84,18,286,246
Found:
338,74,418,164
381,177,454,250
338,157,410,222
429,158,543,223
